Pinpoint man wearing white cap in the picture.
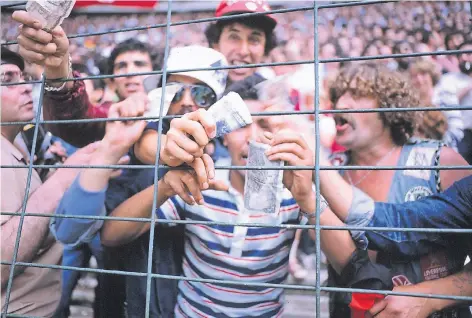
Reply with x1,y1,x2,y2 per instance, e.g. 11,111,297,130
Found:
133,45,229,166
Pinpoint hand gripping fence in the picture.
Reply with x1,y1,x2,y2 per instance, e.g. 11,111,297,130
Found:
1,1,472,317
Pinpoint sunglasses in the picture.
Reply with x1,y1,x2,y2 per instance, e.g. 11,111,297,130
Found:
168,82,217,108
1,71,34,85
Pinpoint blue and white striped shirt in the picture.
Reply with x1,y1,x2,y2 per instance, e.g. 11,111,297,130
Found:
156,161,303,317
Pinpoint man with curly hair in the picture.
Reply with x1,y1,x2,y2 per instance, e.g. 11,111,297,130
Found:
321,63,471,317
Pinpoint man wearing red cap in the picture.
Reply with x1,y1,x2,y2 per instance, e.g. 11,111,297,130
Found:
205,0,278,83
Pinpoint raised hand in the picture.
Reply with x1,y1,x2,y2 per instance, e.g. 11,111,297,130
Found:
161,109,216,167
12,10,70,80
103,92,149,161
264,130,314,205
161,154,228,205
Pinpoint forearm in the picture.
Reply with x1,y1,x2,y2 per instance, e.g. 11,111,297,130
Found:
51,176,106,246
79,141,123,192
43,73,107,148
1,177,66,288
299,191,357,273
358,177,472,257
319,208,357,274
134,131,162,164
430,265,472,311
44,50,74,91
406,265,472,314
318,159,353,221
101,181,171,246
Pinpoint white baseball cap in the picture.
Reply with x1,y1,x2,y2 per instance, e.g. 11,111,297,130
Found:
166,46,229,99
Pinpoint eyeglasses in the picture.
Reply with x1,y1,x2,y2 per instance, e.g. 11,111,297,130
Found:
1,71,34,85
168,82,217,108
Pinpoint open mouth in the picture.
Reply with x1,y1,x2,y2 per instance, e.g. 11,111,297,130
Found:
334,115,351,131
125,82,141,92
231,60,250,74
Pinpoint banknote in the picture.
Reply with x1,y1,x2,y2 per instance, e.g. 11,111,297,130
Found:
144,84,182,121
26,0,76,31
207,92,252,138
244,141,284,214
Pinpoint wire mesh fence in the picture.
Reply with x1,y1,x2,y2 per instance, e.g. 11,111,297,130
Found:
2,1,472,317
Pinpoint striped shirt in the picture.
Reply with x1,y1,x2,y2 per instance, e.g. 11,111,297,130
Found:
156,160,303,317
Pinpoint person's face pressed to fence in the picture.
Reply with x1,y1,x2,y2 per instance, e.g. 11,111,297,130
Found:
213,23,266,82
112,50,153,100
223,100,275,173
1,64,34,123
333,92,387,150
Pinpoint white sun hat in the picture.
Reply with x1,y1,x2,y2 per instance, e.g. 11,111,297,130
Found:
165,45,229,99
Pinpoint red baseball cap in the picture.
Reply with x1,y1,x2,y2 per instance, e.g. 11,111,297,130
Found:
215,0,277,31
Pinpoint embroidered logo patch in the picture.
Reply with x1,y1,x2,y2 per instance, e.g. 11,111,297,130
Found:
404,186,433,202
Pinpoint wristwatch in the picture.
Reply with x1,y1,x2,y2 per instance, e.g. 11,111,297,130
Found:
44,54,72,92
300,195,329,219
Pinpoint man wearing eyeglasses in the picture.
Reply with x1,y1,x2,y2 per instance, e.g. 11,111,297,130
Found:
0,47,103,317
12,11,154,149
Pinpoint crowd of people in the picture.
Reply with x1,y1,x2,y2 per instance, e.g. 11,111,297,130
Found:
2,0,472,318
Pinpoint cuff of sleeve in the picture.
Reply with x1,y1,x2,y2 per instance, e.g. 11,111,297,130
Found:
345,186,375,246
50,175,107,246
45,71,83,100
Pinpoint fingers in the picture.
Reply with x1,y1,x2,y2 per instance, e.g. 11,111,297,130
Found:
12,11,44,30
190,158,209,190
117,155,130,165
184,109,216,139
17,33,57,55
266,152,300,166
208,180,229,192
265,142,306,160
110,93,149,119
189,154,215,189
182,172,204,205
110,169,123,179
368,299,388,317
201,154,215,180
170,117,209,147
166,171,202,205
270,130,309,150
167,129,203,157
48,143,67,158
164,139,195,164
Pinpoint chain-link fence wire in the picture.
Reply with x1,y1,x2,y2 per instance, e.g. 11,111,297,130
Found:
1,1,472,317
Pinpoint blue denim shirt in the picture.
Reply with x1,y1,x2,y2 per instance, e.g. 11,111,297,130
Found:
347,175,472,258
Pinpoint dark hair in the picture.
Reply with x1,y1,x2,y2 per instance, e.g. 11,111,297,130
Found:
204,17,277,56
444,31,465,50
107,38,152,76
72,63,90,75
224,73,266,100
458,40,472,50
392,40,413,54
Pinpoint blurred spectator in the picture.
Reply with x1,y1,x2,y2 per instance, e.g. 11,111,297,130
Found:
409,60,448,142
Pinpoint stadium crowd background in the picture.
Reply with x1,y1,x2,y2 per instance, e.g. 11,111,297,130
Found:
2,1,471,76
